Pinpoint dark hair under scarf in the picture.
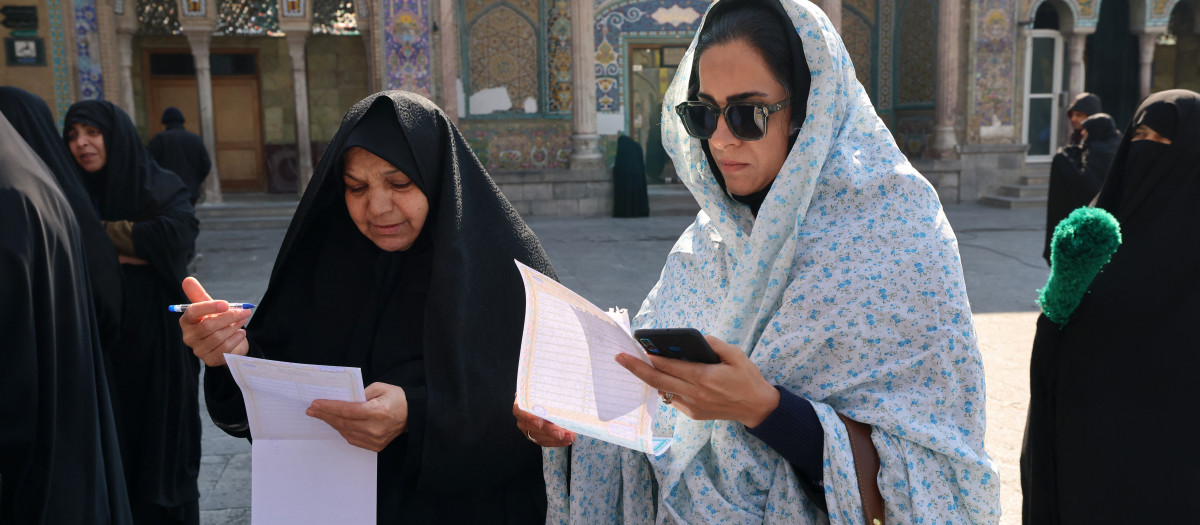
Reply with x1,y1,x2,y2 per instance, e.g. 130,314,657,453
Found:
0,87,122,348
63,100,197,295
688,0,811,214
219,91,556,520
1023,89,1200,522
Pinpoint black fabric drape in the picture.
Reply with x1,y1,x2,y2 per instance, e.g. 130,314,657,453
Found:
1022,90,1200,523
202,91,556,523
64,100,201,519
1042,113,1120,264
0,112,132,524
147,123,212,205
0,86,123,350
613,134,650,217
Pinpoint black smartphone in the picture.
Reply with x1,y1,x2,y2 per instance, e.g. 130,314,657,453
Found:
633,328,721,364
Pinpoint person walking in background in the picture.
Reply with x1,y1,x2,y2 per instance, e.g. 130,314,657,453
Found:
148,107,211,206
1065,92,1102,146
64,100,202,525
1042,112,1121,264
0,110,133,525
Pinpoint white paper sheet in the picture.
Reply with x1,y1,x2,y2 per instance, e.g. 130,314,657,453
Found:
224,354,377,525
513,261,671,455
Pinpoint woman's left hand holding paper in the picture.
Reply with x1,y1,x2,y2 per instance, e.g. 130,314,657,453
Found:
307,382,409,452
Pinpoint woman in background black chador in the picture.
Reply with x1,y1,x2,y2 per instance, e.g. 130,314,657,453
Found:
1022,90,1200,523
64,100,201,524
1042,112,1121,264
180,91,555,523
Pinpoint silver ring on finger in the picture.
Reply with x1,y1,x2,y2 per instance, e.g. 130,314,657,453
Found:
526,429,539,444
662,392,675,405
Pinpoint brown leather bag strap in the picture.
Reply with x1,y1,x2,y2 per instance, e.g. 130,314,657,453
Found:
838,414,885,525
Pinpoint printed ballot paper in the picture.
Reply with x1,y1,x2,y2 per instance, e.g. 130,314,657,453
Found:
514,260,672,455
224,354,376,525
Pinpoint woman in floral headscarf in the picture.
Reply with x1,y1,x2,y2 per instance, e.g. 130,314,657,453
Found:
516,0,1000,522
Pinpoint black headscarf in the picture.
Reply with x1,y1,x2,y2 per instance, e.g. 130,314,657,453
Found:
0,87,123,348
0,112,132,524
64,100,197,296
1067,92,1102,116
1022,90,1200,522
688,0,810,215
212,92,556,520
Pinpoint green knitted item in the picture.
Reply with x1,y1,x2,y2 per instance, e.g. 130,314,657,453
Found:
1037,207,1122,325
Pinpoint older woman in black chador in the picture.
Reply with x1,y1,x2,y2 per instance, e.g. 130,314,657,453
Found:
1022,89,1200,523
180,91,555,523
63,99,201,524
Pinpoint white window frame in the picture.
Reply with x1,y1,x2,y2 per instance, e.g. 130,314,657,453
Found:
1023,29,1065,162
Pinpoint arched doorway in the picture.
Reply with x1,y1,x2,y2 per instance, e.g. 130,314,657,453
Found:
1023,1,1066,160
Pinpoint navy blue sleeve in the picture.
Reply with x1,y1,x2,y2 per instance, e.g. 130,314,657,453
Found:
745,385,825,489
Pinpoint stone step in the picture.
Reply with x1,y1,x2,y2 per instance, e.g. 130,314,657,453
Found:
996,184,1049,199
196,196,298,230
979,195,1047,209
648,184,699,217
1021,175,1049,185
200,216,294,231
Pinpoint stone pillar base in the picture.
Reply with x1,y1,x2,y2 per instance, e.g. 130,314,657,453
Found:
570,133,605,170
932,124,957,158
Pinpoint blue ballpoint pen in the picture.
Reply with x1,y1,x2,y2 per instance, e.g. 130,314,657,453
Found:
167,302,256,313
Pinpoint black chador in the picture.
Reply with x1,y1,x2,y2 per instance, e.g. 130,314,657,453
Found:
1022,90,1200,524
64,100,201,523
0,111,133,524
203,91,556,523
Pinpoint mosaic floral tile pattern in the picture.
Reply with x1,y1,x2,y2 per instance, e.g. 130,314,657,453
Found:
49,0,71,121
312,0,357,34
73,0,104,100
217,0,280,35
467,4,537,110
972,0,1016,139
896,0,936,107
460,119,572,170
546,0,573,114
593,0,706,112
383,0,431,96
137,0,182,34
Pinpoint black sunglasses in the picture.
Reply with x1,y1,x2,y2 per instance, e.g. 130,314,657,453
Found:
674,98,790,141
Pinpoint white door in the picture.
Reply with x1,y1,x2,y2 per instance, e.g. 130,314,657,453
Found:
1023,30,1064,161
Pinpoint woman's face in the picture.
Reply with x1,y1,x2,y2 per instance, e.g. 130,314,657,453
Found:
66,122,107,173
1130,124,1172,144
697,38,792,196
343,147,429,252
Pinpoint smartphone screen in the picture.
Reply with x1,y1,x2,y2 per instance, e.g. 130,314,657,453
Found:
633,328,720,364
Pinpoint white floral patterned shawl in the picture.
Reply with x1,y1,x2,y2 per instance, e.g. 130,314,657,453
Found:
543,0,1000,523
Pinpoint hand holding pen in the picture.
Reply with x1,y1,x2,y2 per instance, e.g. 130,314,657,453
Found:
177,276,253,367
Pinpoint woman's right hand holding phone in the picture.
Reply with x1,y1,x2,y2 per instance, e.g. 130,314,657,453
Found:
179,276,253,367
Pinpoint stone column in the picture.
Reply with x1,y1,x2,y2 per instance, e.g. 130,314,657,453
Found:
820,0,842,31
438,0,459,122
1065,32,1087,101
1137,31,1162,99
354,0,381,93
185,31,223,204
115,28,137,123
568,0,603,170
286,32,314,194
932,0,960,156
